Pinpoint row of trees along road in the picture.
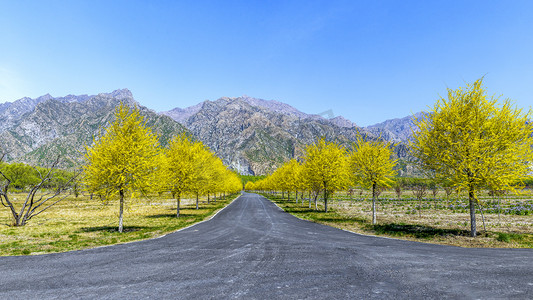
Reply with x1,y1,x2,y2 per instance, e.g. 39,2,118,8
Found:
1,103,241,231
84,103,242,232
245,136,396,225
247,78,533,237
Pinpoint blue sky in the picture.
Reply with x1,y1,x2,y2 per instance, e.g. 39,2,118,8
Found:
1,0,532,126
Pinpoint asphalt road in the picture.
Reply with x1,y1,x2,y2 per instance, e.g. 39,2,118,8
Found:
1,192,532,299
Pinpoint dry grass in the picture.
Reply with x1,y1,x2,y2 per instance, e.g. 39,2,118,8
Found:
265,190,533,248
0,192,238,256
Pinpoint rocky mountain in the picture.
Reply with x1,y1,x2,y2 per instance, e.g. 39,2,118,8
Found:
0,90,417,175
0,90,186,168
365,112,424,142
162,96,412,175
162,96,357,127
162,102,204,124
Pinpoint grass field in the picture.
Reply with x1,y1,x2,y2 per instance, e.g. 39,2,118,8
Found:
261,189,533,248
0,192,239,256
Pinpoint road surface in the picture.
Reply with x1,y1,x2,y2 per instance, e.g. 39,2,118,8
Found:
1,192,532,299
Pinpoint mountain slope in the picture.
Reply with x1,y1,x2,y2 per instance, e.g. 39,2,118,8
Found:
164,97,381,175
0,91,416,175
365,112,423,142
0,90,187,168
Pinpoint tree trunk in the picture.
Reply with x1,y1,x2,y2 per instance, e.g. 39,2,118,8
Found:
196,193,199,210
314,191,318,210
469,186,477,237
498,195,501,224
418,196,422,218
119,189,124,233
208,194,210,204
14,211,22,226
176,193,181,218
288,191,290,201
324,189,328,213
372,182,377,225
477,203,486,232
12,213,20,227
309,191,312,209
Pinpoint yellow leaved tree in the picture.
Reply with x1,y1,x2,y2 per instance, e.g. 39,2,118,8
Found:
284,159,302,202
84,103,160,233
410,78,533,237
348,134,397,225
301,138,348,212
189,145,215,209
160,133,200,217
161,133,241,215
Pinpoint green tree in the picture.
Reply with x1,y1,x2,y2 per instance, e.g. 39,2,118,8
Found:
0,156,78,226
4,163,40,190
410,78,533,237
348,134,396,225
84,103,160,233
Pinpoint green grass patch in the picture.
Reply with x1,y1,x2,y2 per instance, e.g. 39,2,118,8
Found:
495,232,533,246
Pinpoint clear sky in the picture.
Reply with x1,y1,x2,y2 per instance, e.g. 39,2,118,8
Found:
1,0,532,126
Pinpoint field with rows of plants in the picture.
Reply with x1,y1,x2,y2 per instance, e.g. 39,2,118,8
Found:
261,188,533,248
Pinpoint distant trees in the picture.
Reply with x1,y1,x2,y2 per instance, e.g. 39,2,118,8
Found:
1,162,40,190
248,138,348,213
161,133,200,217
84,103,160,233
271,159,300,201
247,135,398,220
284,159,301,202
348,134,396,224
410,78,533,237
161,133,241,217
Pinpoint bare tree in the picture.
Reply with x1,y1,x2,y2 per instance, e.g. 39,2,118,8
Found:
375,186,385,198
412,185,427,218
347,188,354,201
0,154,79,226
430,183,439,210
394,183,402,200
443,186,454,208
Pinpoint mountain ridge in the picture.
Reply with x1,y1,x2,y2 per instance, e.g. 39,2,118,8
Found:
1,90,418,175
0,89,186,168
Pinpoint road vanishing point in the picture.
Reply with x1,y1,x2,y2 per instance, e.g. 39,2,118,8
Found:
1,192,532,299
